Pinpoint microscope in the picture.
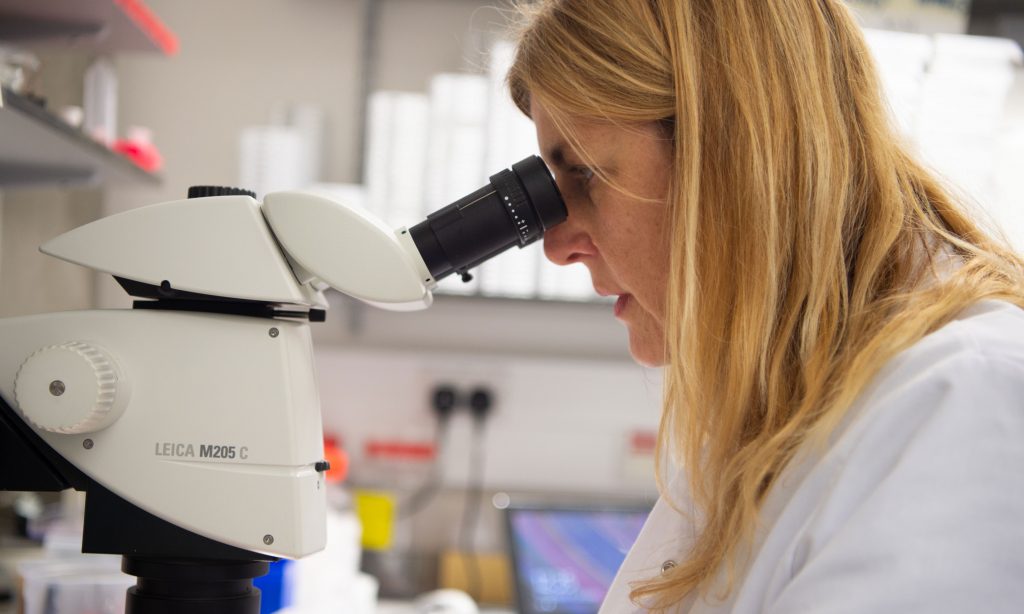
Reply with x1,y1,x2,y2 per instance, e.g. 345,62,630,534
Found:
0,156,565,614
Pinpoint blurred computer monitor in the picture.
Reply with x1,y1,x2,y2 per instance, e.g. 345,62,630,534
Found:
505,504,651,614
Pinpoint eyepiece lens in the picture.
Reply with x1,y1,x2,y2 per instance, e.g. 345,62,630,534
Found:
409,155,566,282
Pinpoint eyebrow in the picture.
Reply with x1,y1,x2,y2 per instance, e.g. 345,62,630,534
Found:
545,143,576,170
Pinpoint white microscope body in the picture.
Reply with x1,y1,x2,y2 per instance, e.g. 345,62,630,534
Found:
0,155,563,614
0,190,437,559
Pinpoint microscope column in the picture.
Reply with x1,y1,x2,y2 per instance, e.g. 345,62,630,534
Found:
123,557,269,614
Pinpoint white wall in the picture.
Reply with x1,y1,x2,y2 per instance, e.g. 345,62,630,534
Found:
316,347,662,496
103,0,509,217
97,0,366,307
0,188,101,317
315,344,662,566
0,51,105,318
371,0,508,92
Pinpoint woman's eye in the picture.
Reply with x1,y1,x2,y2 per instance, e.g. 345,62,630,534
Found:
570,166,595,185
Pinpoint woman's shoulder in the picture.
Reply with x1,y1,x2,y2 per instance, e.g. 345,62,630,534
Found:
600,300,1024,614
917,298,1024,361
723,299,1024,613
853,299,1024,417
830,298,1024,473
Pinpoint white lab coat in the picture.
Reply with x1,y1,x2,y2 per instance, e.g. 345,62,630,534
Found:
600,299,1024,613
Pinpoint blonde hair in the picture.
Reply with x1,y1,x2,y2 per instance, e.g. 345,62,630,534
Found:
509,0,1024,608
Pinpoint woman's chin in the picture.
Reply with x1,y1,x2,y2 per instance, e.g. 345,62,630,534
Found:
627,333,667,367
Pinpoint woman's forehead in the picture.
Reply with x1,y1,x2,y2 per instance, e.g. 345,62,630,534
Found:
534,100,667,164
532,104,606,167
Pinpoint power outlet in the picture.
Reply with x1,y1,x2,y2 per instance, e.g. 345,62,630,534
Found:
418,362,505,422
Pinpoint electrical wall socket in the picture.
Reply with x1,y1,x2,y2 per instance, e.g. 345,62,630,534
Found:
418,362,506,417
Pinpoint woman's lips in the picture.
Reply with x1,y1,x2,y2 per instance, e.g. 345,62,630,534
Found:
614,294,630,318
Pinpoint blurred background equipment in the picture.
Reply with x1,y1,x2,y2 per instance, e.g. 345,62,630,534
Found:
504,505,650,614
847,0,974,34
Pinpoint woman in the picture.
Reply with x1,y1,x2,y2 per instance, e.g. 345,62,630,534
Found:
508,1,1024,612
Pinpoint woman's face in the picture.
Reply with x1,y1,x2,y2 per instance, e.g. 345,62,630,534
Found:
532,100,673,367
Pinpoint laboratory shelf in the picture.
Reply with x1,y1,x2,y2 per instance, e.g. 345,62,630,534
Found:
0,0,178,56
432,290,613,307
0,86,161,188
314,290,632,362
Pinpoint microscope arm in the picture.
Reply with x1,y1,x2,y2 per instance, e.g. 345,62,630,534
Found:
262,191,436,310
38,189,437,312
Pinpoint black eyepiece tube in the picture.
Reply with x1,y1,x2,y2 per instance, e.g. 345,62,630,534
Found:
409,155,566,282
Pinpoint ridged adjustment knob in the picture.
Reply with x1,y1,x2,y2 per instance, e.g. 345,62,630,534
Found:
14,342,125,434
187,185,257,199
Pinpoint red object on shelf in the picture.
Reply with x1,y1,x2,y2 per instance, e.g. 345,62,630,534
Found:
364,440,436,462
114,0,179,56
323,436,350,484
112,138,162,172
630,430,657,455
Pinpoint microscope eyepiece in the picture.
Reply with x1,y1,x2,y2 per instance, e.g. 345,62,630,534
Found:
409,155,566,282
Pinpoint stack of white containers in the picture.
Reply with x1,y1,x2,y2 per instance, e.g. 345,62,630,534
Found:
478,41,537,299
423,73,488,296
364,92,431,228
864,31,1024,247
363,40,597,302
240,104,327,200
917,35,1021,214
239,126,306,199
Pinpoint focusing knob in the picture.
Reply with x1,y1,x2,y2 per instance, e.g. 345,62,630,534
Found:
187,186,257,199
490,168,541,246
14,342,127,434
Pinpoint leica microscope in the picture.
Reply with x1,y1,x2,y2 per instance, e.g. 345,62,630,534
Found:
0,156,565,614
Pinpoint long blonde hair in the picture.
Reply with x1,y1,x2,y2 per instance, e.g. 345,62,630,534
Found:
509,0,1024,607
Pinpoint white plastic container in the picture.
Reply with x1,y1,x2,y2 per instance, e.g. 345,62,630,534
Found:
83,58,118,145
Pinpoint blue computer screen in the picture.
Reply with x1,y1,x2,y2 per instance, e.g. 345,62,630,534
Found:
508,508,649,614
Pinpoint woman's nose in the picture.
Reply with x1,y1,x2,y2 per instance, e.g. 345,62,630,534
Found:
543,206,596,266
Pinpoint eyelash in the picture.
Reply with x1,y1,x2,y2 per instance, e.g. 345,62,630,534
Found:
569,166,595,186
